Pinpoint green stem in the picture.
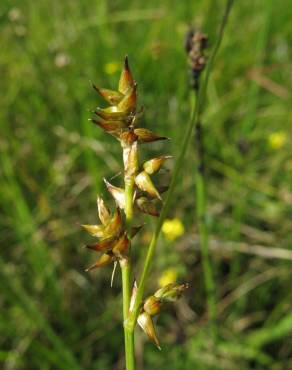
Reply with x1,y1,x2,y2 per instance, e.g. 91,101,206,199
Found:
120,258,135,370
195,168,217,338
126,93,198,330
193,0,234,339
126,0,234,335
122,165,135,369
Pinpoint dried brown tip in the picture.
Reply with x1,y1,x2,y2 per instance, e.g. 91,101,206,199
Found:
124,55,129,70
119,55,135,94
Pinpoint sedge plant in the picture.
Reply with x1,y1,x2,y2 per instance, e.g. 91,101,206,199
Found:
185,0,234,341
81,57,189,369
81,3,233,365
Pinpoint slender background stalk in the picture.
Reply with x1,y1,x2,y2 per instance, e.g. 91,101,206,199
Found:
127,0,234,333
193,0,234,340
127,93,198,329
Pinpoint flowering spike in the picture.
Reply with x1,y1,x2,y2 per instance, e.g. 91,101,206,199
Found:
137,312,161,350
134,128,169,143
92,85,124,105
118,56,135,94
104,179,125,209
85,253,114,272
143,156,172,175
97,196,110,225
135,171,161,200
136,197,159,217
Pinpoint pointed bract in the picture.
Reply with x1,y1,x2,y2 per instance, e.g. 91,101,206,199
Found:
135,171,161,200
95,107,130,121
137,312,161,349
81,224,104,238
97,196,110,225
118,56,135,94
143,156,172,175
104,179,125,209
92,85,124,105
91,118,127,132
102,208,122,240
117,83,137,113
134,128,168,143
85,253,114,272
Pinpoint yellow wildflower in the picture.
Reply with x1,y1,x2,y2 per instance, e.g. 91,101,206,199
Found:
162,218,184,241
158,268,178,287
104,61,120,75
268,131,286,149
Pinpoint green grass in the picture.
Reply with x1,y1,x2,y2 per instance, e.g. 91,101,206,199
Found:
1,0,292,369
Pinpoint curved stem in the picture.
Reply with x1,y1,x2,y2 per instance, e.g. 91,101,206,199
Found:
126,0,234,334
193,0,234,340
126,93,198,330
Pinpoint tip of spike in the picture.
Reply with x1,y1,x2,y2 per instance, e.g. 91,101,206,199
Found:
124,55,129,69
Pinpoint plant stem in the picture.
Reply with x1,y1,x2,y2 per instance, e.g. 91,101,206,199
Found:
195,153,217,338
122,170,135,369
121,258,135,370
126,93,198,330
193,0,234,340
126,0,234,334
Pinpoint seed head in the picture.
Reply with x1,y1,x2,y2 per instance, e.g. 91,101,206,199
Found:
185,28,209,90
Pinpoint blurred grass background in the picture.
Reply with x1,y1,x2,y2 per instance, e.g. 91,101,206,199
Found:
1,0,292,369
